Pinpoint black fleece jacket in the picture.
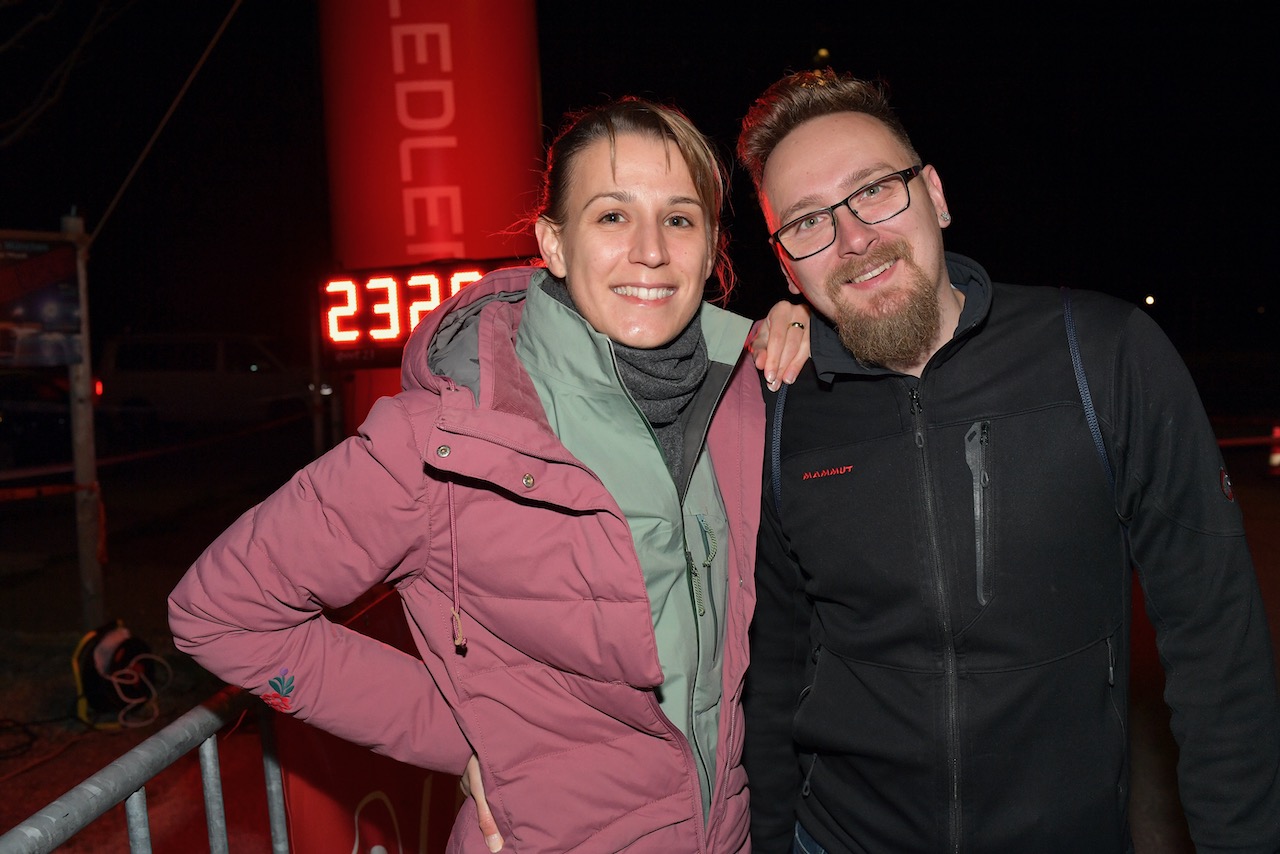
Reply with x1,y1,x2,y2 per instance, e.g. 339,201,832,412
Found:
745,253,1280,853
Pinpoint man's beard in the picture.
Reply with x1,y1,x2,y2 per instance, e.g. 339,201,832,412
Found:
827,241,940,370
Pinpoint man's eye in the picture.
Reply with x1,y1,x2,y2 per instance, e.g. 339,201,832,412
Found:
795,212,829,232
858,182,887,202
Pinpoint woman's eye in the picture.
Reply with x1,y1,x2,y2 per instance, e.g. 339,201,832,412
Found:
600,212,624,223
667,214,694,227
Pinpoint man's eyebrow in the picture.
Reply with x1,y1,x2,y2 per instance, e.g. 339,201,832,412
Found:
778,163,894,224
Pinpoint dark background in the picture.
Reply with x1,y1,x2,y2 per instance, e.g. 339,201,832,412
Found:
1,3,1275,404
0,8,1275,850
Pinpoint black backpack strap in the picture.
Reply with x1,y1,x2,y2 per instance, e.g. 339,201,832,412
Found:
770,383,788,515
1061,287,1115,492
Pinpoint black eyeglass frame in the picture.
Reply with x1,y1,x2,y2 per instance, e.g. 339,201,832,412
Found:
769,164,924,261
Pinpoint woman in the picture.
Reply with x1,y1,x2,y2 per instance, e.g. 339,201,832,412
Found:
169,97,806,852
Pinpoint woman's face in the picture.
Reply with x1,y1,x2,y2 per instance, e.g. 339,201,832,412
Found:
536,132,713,349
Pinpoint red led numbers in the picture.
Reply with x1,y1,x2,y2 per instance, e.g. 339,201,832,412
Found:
322,260,516,358
325,279,360,343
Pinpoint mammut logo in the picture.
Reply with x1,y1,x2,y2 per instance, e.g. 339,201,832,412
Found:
802,465,853,480
1220,467,1235,502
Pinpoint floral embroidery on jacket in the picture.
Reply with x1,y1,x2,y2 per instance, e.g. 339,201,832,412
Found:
263,669,294,712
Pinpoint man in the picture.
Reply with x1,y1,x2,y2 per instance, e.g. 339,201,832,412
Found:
737,68,1280,853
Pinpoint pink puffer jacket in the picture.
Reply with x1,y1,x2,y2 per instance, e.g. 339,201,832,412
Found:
169,267,765,852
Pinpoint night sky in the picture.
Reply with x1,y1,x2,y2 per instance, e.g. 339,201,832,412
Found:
1,3,1274,371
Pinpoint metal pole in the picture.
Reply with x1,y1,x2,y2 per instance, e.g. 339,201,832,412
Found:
309,290,326,455
123,788,152,853
257,704,291,853
198,735,230,854
62,213,104,629
0,687,255,854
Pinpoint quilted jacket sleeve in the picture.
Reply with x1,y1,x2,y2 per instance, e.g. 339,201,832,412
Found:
168,395,472,772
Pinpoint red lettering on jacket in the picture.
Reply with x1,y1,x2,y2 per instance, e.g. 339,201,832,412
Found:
801,465,854,480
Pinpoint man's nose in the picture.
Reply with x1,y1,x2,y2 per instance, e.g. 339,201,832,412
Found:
833,204,878,255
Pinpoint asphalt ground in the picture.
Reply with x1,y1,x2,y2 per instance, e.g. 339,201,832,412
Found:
1,415,1277,852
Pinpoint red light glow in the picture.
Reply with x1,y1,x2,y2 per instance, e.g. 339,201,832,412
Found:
321,259,521,362
367,277,401,341
325,280,360,342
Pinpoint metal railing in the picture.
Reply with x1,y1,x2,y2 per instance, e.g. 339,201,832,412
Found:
0,685,289,854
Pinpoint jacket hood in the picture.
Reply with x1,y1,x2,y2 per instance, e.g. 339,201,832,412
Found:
399,265,541,395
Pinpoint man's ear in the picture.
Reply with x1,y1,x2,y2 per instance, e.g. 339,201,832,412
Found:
922,165,950,226
535,218,568,278
777,256,802,296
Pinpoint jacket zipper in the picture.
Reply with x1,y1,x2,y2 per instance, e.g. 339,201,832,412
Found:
964,420,992,606
801,753,819,797
610,344,737,852
687,544,706,617
692,513,719,640
911,385,964,854
681,514,718,820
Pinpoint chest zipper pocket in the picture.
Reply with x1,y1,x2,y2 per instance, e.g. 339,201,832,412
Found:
965,421,994,606
687,514,720,653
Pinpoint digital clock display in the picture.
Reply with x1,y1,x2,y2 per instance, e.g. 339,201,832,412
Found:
320,257,524,368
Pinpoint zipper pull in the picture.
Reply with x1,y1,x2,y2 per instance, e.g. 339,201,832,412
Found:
698,515,718,571
686,548,706,616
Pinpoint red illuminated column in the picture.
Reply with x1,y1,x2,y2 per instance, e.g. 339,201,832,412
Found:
318,0,542,270
317,0,543,427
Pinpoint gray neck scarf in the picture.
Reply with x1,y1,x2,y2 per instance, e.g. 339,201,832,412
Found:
542,277,708,483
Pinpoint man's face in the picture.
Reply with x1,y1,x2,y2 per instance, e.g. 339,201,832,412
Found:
760,112,952,367
536,132,712,349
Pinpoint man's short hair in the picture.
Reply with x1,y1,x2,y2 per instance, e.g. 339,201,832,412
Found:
737,68,919,193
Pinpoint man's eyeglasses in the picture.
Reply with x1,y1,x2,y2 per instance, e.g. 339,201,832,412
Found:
770,165,923,261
